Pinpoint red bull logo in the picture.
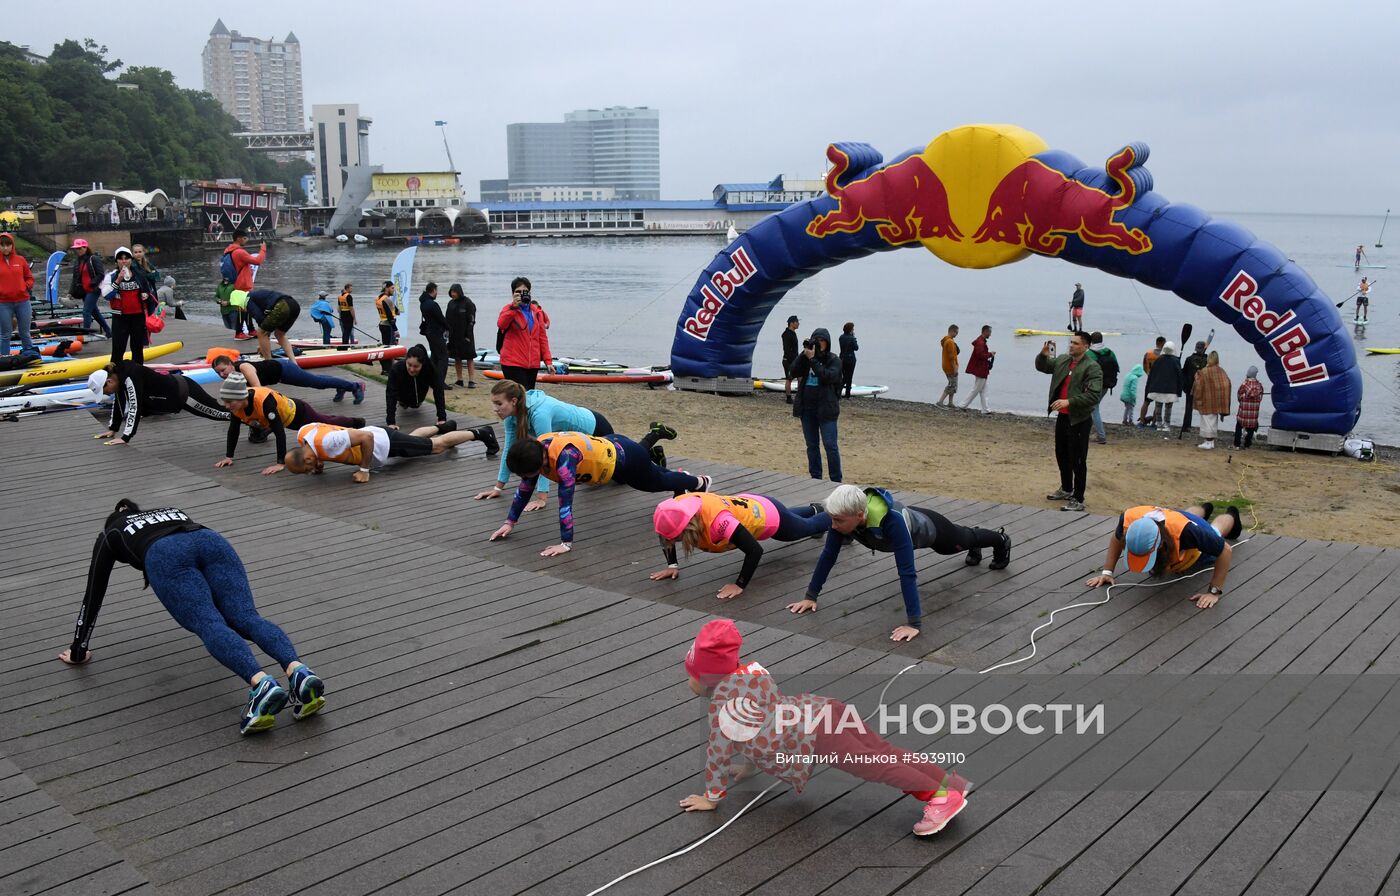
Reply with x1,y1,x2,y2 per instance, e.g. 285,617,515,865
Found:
807,146,962,245
971,146,1151,256
805,127,1152,269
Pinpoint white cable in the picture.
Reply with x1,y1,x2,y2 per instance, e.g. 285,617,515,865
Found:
979,535,1254,675
584,662,922,895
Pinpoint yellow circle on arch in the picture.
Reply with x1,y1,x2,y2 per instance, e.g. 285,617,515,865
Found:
920,124,1049,269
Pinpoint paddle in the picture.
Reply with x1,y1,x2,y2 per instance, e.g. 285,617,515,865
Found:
1177,323,1193,440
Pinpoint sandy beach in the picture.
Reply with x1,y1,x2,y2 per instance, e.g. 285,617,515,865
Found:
363,369,1400,550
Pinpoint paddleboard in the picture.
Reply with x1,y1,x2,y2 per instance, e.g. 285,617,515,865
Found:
1339,264,1387,269
754,378,889,397
1365,348,1400,355
159,345,407,372
1015,328,1123,337
483,369,672,385
0,341,181,387
1354,319,1369,326
13,338,83,358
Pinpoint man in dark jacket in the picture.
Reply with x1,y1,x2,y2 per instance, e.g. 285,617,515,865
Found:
791,327,843,482
1035,332,1103,512
418,282,450,389
1177,340,1209,439
781,315,800,403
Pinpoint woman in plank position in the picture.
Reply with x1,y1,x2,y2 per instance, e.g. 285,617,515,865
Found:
650,492,829,599
490,428,702,557
60,500,326,735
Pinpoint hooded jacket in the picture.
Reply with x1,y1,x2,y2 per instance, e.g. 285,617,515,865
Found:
790,327,841,421
69,251,104,299
0,241,34,303
1145,350,1183,397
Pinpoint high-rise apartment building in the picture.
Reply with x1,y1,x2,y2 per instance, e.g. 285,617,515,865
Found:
506,106,660,200
202,19,304,134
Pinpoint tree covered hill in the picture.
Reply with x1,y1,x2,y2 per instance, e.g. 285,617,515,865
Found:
0,39,309,200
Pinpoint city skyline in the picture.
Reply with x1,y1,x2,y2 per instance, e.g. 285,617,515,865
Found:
8,0,1399,214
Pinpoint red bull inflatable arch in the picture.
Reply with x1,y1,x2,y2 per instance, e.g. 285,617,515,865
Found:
671,124,1362,435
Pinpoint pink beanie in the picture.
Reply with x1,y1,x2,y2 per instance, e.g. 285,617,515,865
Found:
654,495,704,540
685,619,742,680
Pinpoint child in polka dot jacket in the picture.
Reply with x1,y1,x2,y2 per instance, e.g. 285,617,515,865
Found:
678,619,968,836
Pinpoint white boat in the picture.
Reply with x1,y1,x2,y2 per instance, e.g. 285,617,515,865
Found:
726,224,739,241
354,234,369,244
334,234,349,243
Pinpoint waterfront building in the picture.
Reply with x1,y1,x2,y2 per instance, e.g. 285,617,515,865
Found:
202,20,303,134
473,175,824,237
506,106,660,200
188,179,287,241
311,104,373,208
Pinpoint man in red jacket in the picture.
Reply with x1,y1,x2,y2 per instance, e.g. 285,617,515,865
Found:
222,228,266,323
0,233,36,356
960,324,995,413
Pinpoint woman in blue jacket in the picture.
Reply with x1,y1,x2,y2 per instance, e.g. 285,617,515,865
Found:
473,379,675,513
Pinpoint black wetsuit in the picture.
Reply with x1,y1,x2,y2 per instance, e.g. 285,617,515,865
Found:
108,361,228,443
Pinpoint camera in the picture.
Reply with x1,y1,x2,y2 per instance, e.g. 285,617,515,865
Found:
519,291,531,303
803,339,815,350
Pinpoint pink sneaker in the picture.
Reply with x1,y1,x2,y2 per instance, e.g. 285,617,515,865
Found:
913,790,967,836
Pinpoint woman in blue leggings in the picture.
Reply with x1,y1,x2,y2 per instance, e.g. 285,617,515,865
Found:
210,349,364,404
60,500,327,736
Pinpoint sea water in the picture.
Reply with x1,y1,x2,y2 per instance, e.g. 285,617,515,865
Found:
156,212,1397,443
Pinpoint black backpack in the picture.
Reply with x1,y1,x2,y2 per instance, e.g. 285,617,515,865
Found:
1093,347,1119,389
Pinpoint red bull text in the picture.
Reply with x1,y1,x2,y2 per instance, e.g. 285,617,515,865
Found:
683,247,758,341
1220,271,1329,385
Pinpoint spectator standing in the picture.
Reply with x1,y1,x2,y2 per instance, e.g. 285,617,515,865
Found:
0,233,36,356
157,275,183,320
1234,366,1264,449
496,276,552,390
1191,351,1231,450
960,324,995,413
1144,341,1183,430
223,228,265,330
374,281,398,347
1120,363,1144,424
418,282,451,389
308,291,335,345
106,247,157,365
838,321,859,398
68,238,111,338
1178,340,1209,439
446,283,477,388
1138,336,1165,424
336,283,355,345
1035,332,1103,512
1069,282,1085,330
1087,331,1119,443
936,325,959,409
791,327,842,482
782,315,800,404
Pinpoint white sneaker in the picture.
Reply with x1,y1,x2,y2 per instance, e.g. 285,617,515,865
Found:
1198,441,1214,450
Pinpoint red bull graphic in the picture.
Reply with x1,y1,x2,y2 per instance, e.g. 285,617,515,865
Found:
971,146,1152,256
682,247,757,341
670,124,1361,435
807,146,962,245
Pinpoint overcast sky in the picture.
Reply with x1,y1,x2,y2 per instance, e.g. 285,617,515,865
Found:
13,0,1398,214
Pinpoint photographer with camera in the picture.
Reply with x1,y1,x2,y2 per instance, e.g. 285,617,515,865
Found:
496,276,553,390
791,327,843,482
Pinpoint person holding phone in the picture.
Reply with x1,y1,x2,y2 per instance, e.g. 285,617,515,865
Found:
1035,333,1102,512
496,276,552,390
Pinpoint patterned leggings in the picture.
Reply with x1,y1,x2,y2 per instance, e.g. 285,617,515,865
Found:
145,530,299,682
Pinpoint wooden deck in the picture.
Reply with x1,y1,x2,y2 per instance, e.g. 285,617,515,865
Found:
4,318,1400,895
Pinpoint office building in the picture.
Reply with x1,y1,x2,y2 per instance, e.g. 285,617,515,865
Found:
310,104,373,208
202,20,304,134
506,106,660,200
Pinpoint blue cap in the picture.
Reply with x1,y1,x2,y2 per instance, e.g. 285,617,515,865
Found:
1124,516,1162,572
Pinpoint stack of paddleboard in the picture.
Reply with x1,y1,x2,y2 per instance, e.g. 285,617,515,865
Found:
0,342,185,417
